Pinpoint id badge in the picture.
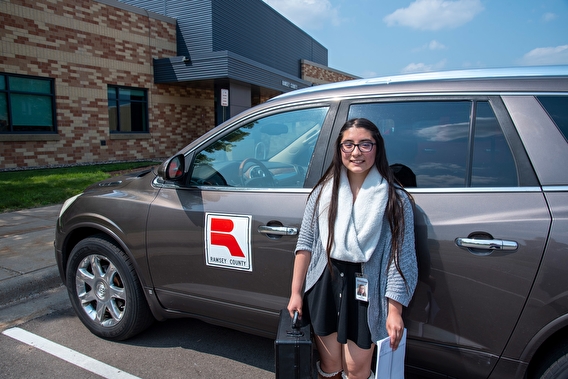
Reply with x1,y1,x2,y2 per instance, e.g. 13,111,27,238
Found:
355,274,369,302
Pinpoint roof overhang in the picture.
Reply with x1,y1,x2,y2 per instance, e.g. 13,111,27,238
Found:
153,51,312,93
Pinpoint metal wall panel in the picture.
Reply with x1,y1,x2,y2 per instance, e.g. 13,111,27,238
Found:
118,0,327,76
211,0,327,76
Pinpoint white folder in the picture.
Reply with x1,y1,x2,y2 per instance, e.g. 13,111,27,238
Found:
375,328,406,378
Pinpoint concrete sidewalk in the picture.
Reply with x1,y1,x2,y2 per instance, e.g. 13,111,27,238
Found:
0,204,63,306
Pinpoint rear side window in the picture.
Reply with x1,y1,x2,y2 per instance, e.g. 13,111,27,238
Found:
471,102,517,187
348,100,518,188
537,96,568,143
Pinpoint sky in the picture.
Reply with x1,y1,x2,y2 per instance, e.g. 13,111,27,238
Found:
262,0,568,79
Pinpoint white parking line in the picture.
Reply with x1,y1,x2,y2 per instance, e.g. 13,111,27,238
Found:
2,327,141,379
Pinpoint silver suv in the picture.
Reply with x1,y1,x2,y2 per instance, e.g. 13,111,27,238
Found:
55,66,568,378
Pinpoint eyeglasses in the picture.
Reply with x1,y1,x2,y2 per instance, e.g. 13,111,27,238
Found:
340,142,375,153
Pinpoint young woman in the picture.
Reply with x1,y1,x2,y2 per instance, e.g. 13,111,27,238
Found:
287,118,418,379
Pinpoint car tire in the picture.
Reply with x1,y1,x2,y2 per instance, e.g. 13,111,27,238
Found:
66,234,154,341
534,344,568,379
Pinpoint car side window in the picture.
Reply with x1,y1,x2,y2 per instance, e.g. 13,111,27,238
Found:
471,101,517,187
190,107,328,188
537,95,568,143
349,100,518,188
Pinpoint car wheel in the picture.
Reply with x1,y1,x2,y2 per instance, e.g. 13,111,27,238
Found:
66,234,154,340
534,344,568,379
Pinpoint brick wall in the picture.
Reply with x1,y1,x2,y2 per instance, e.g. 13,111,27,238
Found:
301,59,359,85
0,0,215,169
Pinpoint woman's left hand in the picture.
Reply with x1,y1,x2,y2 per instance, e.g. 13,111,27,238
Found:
386,299,404,350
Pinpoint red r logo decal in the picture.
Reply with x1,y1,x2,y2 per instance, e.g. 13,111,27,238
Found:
210,218,245,257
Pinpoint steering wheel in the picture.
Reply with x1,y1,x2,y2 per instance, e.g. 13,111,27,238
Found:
238,158,274,187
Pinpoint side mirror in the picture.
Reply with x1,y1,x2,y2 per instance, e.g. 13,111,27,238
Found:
158,154,185,181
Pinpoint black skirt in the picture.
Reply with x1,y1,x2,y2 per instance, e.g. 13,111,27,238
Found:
303,258,373,349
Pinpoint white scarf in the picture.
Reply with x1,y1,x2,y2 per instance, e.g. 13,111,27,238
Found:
318,166,388,263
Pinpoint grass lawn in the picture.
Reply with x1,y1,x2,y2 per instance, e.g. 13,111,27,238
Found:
0,161,160,213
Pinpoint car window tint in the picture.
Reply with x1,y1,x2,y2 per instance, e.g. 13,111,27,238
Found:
191,107,328,188
349,101,519,188
537,96,568,143
471,101,518,187
349,101,471,188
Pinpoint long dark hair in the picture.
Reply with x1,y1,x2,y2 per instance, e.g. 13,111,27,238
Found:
312,118,411,282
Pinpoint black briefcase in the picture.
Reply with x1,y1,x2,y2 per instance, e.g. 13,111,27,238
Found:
275,309,314,379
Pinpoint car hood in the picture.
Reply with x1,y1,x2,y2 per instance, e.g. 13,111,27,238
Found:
83,166,158,193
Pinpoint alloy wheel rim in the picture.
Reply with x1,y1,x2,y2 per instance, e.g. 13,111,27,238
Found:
75,254,126,327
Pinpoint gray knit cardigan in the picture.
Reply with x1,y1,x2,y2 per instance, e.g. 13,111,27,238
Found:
295,185,418,342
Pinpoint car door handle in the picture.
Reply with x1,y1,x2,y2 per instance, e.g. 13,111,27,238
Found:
258,225,298,236
455,237,518,251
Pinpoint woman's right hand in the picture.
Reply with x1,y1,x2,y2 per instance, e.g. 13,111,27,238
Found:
287,250,311,319
287,293,303,319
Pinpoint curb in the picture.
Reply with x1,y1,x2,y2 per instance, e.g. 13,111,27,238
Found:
0,265,63,307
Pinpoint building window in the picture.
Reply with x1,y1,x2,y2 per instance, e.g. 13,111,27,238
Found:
107,86,149,133
0,74,56,133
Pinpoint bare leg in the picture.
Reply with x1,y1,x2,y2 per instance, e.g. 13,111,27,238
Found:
341,340,375,379
315,333,343,378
